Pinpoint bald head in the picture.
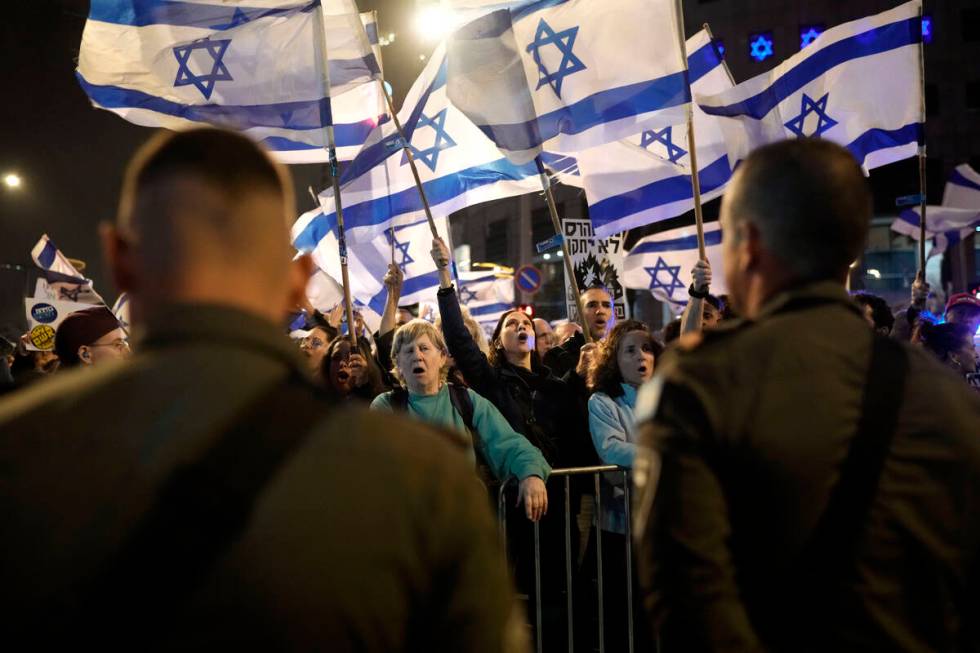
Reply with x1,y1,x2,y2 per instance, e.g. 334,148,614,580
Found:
107,128,307,322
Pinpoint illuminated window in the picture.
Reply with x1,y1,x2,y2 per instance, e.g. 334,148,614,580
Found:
921,15,933,44
749,32,774,62
799,24,824,49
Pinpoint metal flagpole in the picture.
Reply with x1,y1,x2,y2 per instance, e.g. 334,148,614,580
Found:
702,23,736,87
536,157,593,343
916,4,928,278
380,85,440,240
313,3,357,345
675,0,707,264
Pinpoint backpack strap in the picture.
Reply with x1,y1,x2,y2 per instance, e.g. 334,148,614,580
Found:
389,385,409,412
800,334,909,597
76,373,332,642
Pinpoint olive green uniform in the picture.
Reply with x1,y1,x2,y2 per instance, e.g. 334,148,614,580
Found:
0,304,526,652
633,282,980,652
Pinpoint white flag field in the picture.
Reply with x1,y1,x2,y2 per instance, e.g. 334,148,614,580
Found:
623,222,726,314
578,29,734,238
891,163,980,257
446,0,690,163
697,0,923,172
76,0,384,162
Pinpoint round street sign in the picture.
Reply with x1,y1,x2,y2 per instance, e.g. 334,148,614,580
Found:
515,264,543,294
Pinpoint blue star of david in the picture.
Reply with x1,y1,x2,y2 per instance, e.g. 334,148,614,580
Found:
800,28,821,48
525,19,587,98
173,38,233,100
402,109,455,172
387,231,414,274
640,127,687,164
784,92,838,138
211,7,250,30
749,34,773,62
645,257,685,299
458,285,479,305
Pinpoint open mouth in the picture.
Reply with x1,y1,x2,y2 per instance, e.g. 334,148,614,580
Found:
517,333,529,343
412,366,425,375
637,365,648,375
337,371,350,382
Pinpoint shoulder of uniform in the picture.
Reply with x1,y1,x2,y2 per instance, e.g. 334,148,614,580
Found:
671,316,751,354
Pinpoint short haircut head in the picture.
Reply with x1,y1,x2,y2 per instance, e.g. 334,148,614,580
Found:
116,128,294,284
389,319,449,387
725,139,871,283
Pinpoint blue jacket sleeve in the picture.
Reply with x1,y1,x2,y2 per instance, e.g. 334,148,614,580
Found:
437,286,497,394
469,389,551,482
588,393,636,468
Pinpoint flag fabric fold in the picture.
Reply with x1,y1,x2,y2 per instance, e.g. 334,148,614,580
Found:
578,30,734,238
696,0,923,172
446,0,690,164
30,235,105,305
77,0,383,162
297,44,544,246
623,222,726,314
455,270,515,328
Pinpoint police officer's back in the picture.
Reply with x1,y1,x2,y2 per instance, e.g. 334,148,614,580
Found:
633,140,980,652
0,129,526,652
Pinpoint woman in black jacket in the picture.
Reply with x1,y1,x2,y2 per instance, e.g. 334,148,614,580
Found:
430,238,596,470
430,237,597,652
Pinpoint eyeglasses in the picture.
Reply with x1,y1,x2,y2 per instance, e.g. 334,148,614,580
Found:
302,337,325,349
90,340,131,353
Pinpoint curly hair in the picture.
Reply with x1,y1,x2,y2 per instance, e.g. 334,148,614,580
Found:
588,320,663,397
319,337,386,399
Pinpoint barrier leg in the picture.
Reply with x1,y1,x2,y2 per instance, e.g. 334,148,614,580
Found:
624,470,634,653
595,473,605,653
534,520,542,653
564,476,573,653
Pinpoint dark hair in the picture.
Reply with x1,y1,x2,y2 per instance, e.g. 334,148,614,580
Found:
726,139,872,282
128,128,284,203
488,309,542,368
319,337,386,399
717,295,738,320
588,320,664,397
920,322,973,362
852,292,895,333
661,319,682,344
580,284,612,301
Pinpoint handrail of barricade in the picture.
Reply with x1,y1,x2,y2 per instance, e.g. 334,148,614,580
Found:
497,465,634,653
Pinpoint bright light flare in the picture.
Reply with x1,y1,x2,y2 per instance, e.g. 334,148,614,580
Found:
3,173,21,189
414,4,460,42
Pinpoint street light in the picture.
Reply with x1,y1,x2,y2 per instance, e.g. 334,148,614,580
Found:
3,173,21,189
414,3,459,42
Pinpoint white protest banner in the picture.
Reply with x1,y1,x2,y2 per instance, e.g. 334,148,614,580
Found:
560,218,630,323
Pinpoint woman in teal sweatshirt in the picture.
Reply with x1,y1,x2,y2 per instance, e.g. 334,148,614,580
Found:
371,319,551,521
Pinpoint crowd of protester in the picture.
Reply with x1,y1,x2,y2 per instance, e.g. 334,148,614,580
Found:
1,130,979,651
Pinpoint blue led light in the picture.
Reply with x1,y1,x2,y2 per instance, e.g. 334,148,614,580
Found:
799,25,824,49
749,32,774,62
921,15,933,44
713,38,726,59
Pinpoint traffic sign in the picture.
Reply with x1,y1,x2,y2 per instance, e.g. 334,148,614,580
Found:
515,264,543,294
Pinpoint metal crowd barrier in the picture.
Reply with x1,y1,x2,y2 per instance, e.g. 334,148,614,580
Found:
498,465,635,653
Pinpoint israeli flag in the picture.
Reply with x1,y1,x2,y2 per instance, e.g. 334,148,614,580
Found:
76,0,383,163
446,0,689,164
697,1,923,172
294,205,453,323
891,207,980,258
623,222,726,314
302,267,383,334
297,43,543,245
944,163,980,209
456,270,515,327
111,293,132,330
577,30,734,238
30,235,104,305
